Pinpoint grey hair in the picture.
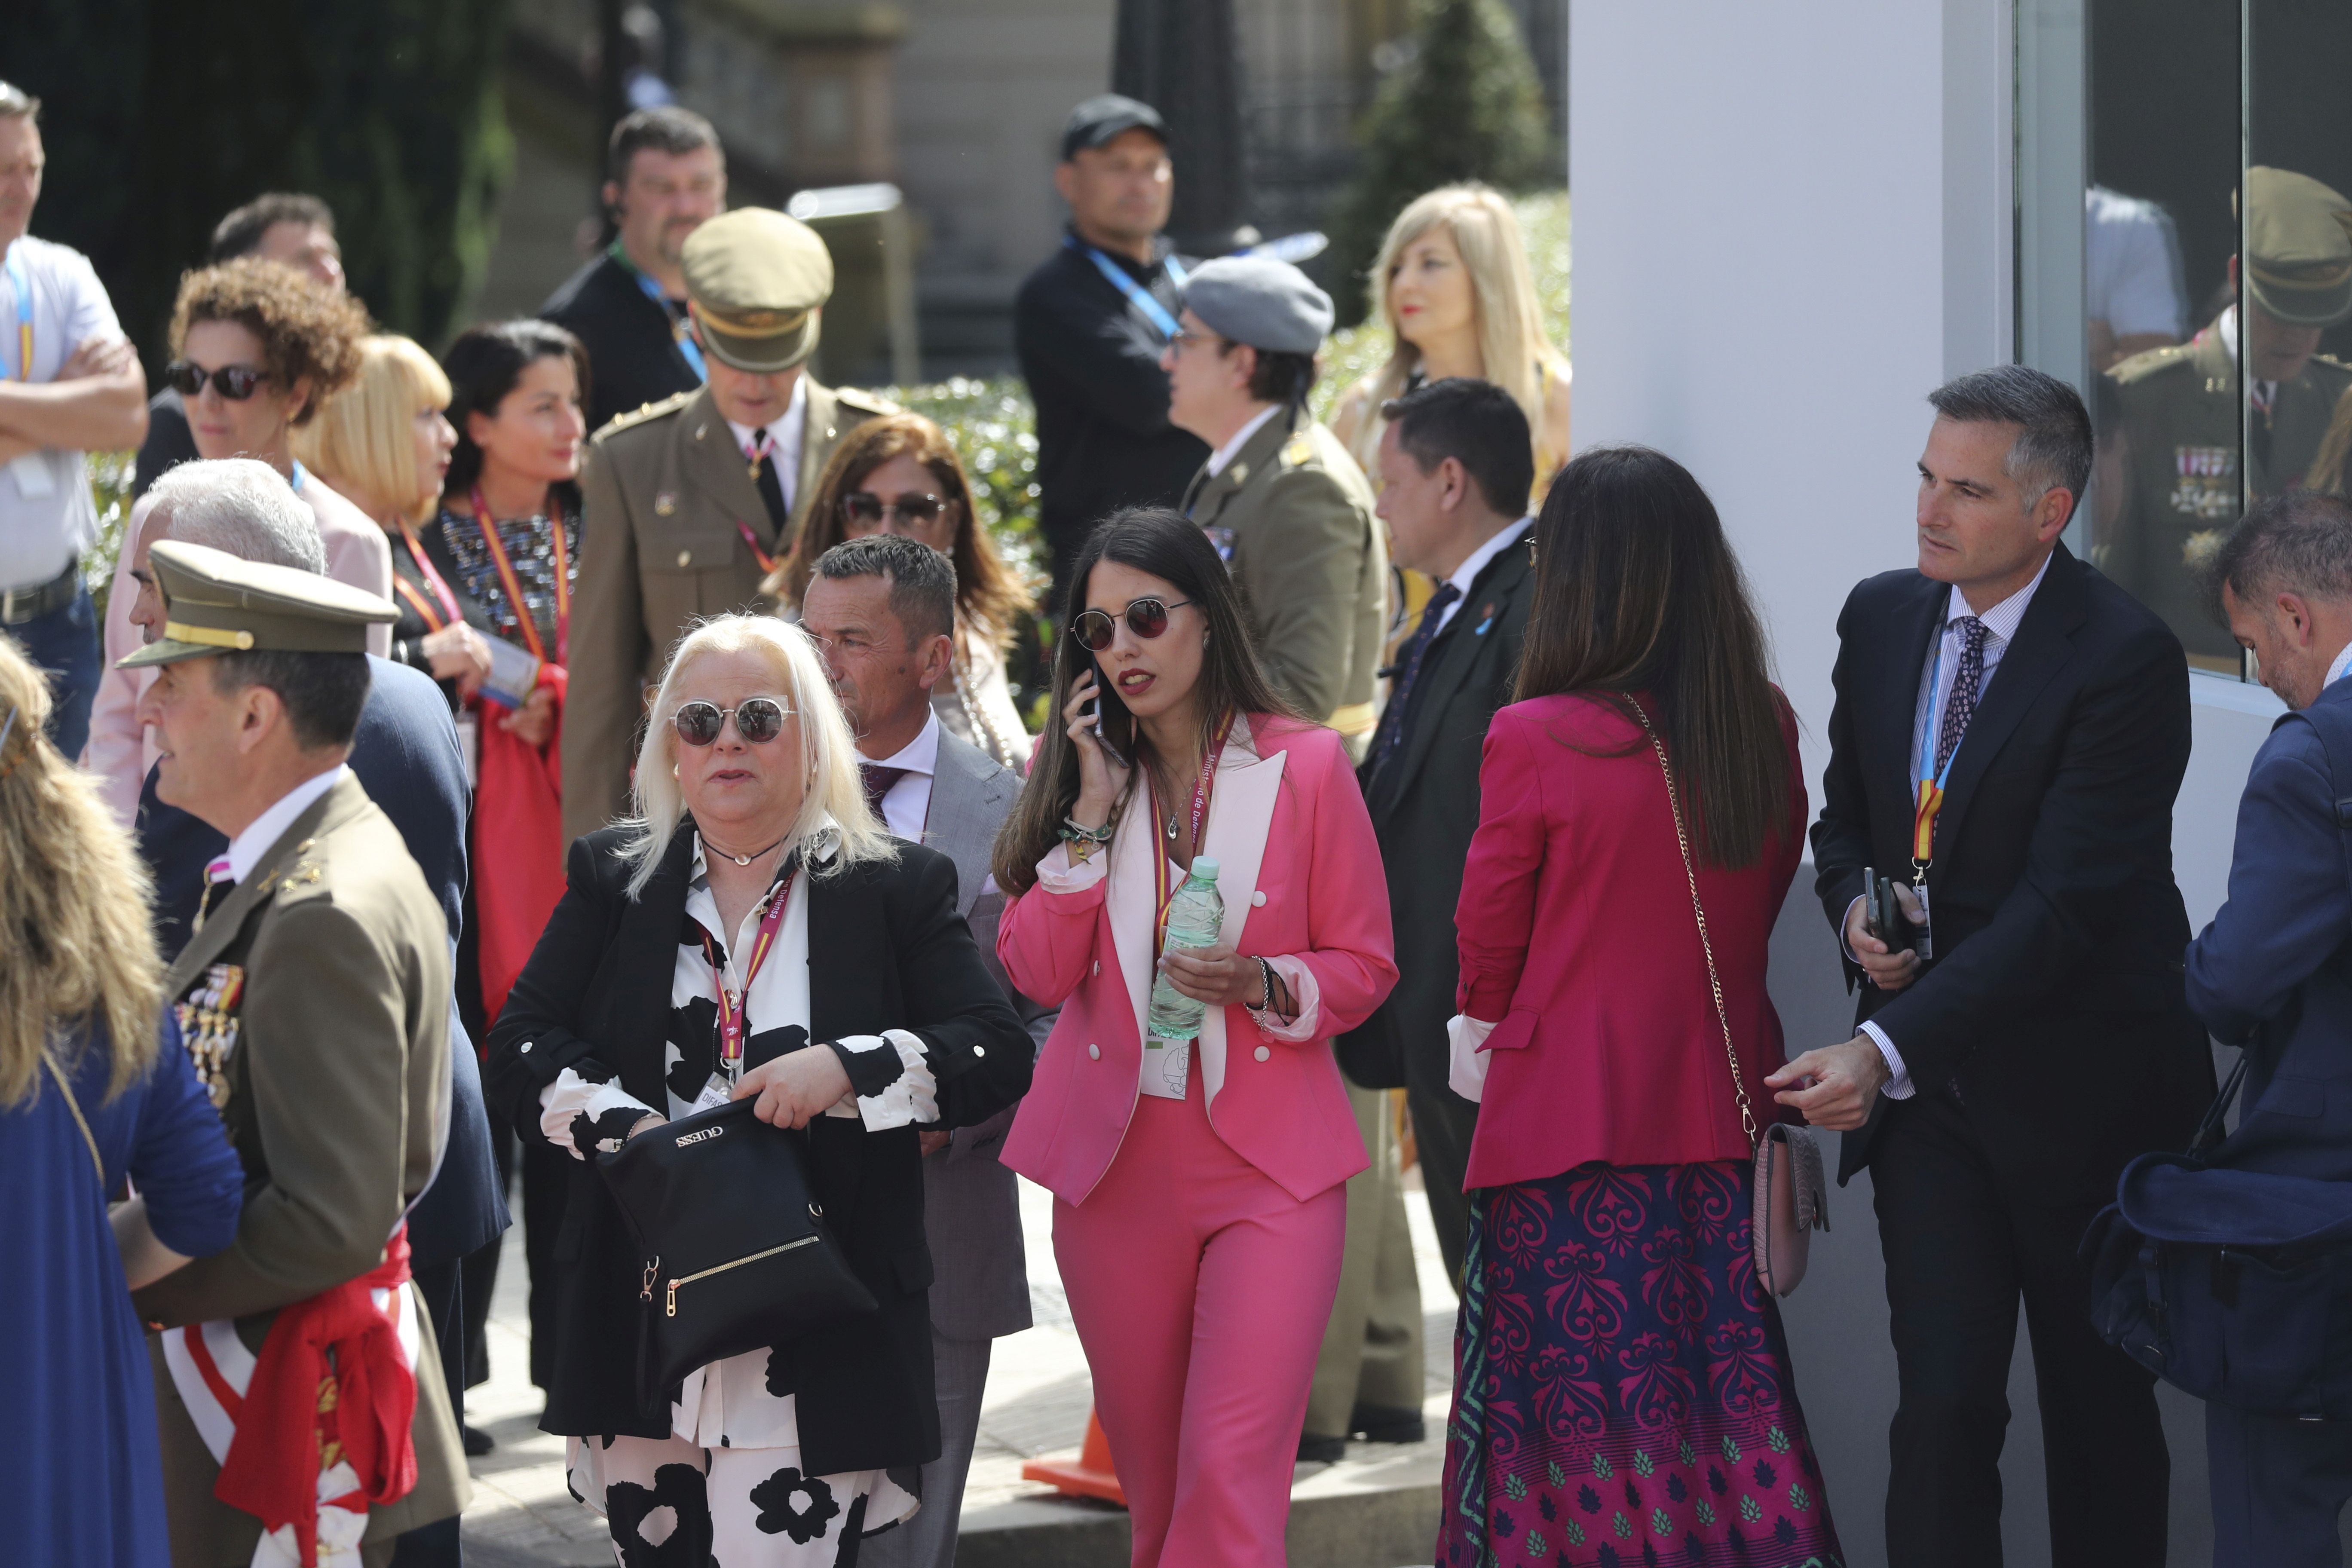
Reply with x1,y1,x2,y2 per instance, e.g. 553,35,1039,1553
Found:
1926,365,2094,520
619,613,896,899
2208,489,2352,621
147,458,326,573
0,82,39,123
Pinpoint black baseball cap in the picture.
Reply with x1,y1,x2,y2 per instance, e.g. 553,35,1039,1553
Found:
1061,94,1167,162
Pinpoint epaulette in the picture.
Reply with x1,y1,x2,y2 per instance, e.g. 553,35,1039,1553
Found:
1280,435,1317,469
2109,343,2197,387
594,390,695,443
834,386,901,417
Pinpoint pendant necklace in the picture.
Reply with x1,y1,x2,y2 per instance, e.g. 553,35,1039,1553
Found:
705,834,785,867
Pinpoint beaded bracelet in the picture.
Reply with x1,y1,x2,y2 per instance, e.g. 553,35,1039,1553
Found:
1058,816,1114,845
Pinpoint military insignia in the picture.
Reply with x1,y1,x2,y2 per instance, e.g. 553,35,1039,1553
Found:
2170,445,2239,521
1228,462,1249,488
1282,437,1314,467
175,962,247,1109
655,491,677,516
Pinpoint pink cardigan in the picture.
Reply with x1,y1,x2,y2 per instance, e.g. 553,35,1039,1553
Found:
997,714,1398,1204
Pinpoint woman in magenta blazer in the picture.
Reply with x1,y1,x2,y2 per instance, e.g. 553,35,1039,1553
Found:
1435,447,1843,1567
993,508,1397,1568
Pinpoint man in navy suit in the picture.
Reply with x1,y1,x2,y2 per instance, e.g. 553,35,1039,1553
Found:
126,460,507,1568
2190,490,2352,1563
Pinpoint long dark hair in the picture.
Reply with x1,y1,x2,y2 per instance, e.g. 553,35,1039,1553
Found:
1517,445,1792,869
440,319,590,508
992,507,1297,894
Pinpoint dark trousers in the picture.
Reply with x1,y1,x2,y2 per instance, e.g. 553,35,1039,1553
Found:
1871,1088,2168,1568
2208,1399,2352,1566
1403,1063,1479,1295
459,1098,569,1392
390,1261,466,1568
4,583,99,760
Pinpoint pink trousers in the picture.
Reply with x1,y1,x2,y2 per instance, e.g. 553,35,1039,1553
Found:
1053,1078,1347,1568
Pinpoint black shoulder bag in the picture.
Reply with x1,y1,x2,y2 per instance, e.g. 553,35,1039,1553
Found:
597,1097,877,1408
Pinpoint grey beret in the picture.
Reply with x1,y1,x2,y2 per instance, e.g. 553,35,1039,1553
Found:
1180,255,1334,355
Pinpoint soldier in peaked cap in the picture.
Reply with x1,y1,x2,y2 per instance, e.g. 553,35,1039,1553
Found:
1163,253,1387,759
2101,166,2352,661
124,540,469,1566
563,206,891,842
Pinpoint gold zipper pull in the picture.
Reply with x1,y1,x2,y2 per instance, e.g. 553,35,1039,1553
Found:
666,1279,678,1317
640,1259,658,1302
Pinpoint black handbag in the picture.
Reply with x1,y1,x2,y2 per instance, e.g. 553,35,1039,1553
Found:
596,1097,878,1408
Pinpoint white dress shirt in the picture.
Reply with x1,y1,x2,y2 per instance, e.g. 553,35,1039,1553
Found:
1856,554,2052,1098
1432,515,1534,640
864,709,940,841
224,764,347,883
1203,404,1283,479
723,372,810,517
0,236,122,588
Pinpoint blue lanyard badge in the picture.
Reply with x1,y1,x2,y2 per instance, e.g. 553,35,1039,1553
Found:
6,243,30,383
615,243,707,381
1068,236,1186,341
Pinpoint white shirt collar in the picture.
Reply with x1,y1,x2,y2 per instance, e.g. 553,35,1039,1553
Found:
225,764,346,884
2214,306,2278,399
1942,551,2052,646
1445,514,1534,600
1204,404,1283,479
2325,639,2352,692
863,707,942,778
724,374,811,501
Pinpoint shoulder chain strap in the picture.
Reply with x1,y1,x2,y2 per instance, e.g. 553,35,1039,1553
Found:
42,1049,106,1186
1629,702,1760,1149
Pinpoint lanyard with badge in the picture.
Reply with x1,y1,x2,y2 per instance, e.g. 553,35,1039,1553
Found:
1067,236,1188,341
610,241,707,381
468,487,572,713
3,243,51,500
701,861,800,1075
1904,638,1960,962
1148,710,1233,965
735,427,782,574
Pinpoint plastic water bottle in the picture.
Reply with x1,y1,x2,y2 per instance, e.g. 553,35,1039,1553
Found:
1147,856,1224,1044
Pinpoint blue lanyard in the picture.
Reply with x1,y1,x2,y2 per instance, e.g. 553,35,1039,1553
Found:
1067,236,1186,340
5,243,30,382
1916,632,1963,792
612,243,707,381
288,458,308,494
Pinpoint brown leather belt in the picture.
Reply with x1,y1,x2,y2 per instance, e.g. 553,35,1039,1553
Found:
0,560,81,625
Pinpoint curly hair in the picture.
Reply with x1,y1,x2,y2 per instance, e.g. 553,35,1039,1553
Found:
169,257,372,426
0,637,162,1107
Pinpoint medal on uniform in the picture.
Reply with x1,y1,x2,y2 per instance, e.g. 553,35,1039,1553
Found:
174,962,246,1108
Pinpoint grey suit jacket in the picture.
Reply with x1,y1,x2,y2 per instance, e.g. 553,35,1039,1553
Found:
916,727,1055,1341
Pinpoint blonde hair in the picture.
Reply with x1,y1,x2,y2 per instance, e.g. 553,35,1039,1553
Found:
0,638,163,1106
1353,184,1566,474
621,613,897,897
294,335,452,523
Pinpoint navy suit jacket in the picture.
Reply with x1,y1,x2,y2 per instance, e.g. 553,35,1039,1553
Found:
137,654,509,1265
2185,677,2352,1180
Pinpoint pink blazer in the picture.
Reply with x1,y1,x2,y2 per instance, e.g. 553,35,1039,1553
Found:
998,714,1398,1204
1455,692,1807,1189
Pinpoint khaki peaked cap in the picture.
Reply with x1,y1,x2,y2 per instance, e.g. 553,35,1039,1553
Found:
2245,166,2352,328
683,208,834,374
118,539,396,669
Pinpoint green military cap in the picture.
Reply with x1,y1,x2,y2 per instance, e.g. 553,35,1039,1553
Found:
2245,166,2352,328
682,208,833,374
118,540,396,669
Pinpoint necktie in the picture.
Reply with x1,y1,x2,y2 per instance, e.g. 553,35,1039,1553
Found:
1934,615,1989,778
752,452,789,536
1369,582,1463,780
860,764,909,822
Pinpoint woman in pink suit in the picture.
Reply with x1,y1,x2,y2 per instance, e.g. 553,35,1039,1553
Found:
1436,447,1842,1566
993,507,1399,1567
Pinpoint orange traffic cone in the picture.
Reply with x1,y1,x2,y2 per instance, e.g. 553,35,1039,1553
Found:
1022,1408,1127,1506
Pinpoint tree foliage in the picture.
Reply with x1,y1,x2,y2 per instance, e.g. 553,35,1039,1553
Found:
1326,0,1553,326
12,0,514,368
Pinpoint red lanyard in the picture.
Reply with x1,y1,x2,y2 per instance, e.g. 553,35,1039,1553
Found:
700,864,799,1070
469,487,570,666
1150,711,1234,959
392,517,464,634
737,429,784,573
735,519,779,576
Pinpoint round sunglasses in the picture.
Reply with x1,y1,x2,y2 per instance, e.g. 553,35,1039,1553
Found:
673,696,794,747
165,361,270,401
842,490,949,528
1069,597,1195,652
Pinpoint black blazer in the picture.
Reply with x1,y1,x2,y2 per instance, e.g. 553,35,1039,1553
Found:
1811,543,2214,1194
539,249,704,436
484,824,1033,1471
1340,535,1535,1087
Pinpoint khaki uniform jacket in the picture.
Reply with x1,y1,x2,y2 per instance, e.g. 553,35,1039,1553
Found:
2104,322,2352,659
1181,404,1387,757
133,772,465,1560
563,378,890,842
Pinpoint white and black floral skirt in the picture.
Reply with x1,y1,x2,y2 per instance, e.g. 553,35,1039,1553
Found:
569,1431,919,1565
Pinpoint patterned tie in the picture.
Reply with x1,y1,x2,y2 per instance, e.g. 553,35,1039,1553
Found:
860,764,909,821
1934,615,1990,778
1369,582,1463,780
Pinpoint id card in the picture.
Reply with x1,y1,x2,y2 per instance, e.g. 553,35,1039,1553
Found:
480,637,542,710
1911,883,1933,962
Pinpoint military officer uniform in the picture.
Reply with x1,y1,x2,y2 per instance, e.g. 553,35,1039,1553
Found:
564,208,889,842
2102,166,2352,661
122,543,466,1566
1177,257,1386,756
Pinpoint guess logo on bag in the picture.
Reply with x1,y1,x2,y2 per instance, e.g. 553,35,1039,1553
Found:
676,1125,727,1147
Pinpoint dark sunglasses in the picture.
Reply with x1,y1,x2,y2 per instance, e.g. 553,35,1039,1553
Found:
165,361,269,401
1069,597,1195,652
842,490,948,527
673,696,793,747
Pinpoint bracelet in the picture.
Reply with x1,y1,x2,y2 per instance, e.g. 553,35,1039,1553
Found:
1246,955,1295,1029
1058,816,1114,845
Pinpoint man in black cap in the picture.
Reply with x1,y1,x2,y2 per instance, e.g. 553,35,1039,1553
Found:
1014,93,1207,612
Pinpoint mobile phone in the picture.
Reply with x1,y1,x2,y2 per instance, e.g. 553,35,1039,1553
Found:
1082,650,1134,769
1863,867,1922,956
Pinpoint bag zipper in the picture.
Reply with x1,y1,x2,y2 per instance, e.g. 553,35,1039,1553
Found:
664,1236,818,1317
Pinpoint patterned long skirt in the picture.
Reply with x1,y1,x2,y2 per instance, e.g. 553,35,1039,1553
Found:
1436,1160,1845,1568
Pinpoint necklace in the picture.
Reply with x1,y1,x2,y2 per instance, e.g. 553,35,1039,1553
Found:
704,833,786,867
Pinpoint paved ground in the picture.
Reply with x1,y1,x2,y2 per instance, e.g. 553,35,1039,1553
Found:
458,1167,1458,1566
